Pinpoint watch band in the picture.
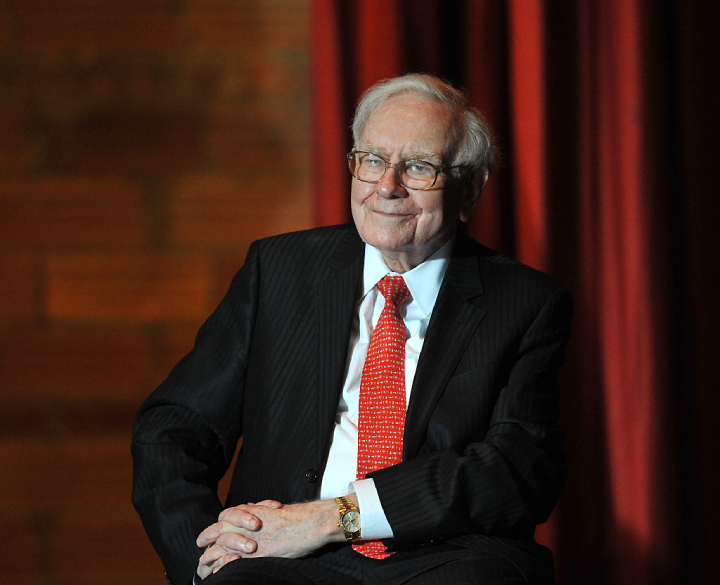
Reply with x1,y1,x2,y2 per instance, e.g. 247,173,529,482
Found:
335,495,355,514
335,496,361,542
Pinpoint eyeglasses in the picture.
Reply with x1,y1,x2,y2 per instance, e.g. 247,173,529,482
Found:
346,151,465,191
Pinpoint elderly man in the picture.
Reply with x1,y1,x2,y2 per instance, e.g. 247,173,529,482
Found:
132,73,572,585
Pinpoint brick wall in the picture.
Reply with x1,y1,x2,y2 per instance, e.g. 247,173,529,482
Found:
0,1,311,583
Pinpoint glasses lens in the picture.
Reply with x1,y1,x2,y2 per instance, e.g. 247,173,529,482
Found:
347,152,439,190
351,152,386,182
399,160,437,190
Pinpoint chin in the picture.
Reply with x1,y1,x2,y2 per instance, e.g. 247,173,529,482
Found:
361,230,412,252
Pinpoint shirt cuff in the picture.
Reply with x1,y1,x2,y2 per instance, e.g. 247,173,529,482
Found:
349,478,394,540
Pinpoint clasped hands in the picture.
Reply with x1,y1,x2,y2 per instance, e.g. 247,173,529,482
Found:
195,497,349,579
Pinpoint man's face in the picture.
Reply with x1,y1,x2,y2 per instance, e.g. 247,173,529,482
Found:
351,93,472,272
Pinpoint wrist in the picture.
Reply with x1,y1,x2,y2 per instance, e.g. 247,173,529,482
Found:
295,499,348,545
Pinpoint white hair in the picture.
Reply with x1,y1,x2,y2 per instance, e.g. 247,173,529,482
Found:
352,73,497,177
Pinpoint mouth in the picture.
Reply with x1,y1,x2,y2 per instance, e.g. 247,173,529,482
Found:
370,207,415,218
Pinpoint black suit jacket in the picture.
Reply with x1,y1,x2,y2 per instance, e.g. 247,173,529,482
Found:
132,223,572,585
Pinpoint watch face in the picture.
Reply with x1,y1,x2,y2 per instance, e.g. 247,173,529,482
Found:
341,509,361,533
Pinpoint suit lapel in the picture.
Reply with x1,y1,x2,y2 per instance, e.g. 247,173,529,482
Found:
403,233,487,460
314,227,364,464
310,228,487,464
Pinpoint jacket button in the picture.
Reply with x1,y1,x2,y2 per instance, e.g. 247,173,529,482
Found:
305,469,318,483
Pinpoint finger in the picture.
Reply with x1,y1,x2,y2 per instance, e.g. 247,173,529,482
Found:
197,515,255,542
198,544,235,580
255,499,283,508
197,523,223,547
216,531,258,554
197,520,243,547
199,544,227,567
197,563,214,581
213,554,240,574
196,527,216,548
217,507,262,531
198,553,239,580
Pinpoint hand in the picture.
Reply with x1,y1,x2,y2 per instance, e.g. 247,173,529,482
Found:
195,499,281,579
196,498,347,575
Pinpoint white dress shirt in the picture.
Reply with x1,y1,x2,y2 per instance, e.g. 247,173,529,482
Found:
319,239,452,539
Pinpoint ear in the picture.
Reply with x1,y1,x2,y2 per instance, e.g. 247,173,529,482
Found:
459,168,489,222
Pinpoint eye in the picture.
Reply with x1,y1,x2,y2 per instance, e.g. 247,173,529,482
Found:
362,153,385,168
405,160,435,177
357,153,387,177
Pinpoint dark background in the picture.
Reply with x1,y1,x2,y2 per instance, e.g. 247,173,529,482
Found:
310,2,719,583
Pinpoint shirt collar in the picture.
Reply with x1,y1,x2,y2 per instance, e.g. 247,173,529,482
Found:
362,237,454,318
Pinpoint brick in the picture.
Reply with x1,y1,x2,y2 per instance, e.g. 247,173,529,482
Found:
0,437,133,510
0,253,36,320
0,0,311,582
14,0,179,52
47,108,204,173
0,511,45,580
167,175,312,249
0,178,148,247
207,104,309,173
0,105,34,174
0,438,166,583
243,55,310,97
0,9,6,51
48,510,165,583
185,0,308,51
222,54,309,103
144,264,250,377
0,328,151,399
3,54,222,117
46,252,213,323
0,395,141,439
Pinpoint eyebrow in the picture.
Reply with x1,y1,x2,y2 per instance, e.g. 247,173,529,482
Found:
361,145,441,163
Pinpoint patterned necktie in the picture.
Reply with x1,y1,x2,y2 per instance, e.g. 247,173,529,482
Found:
354,275,411,559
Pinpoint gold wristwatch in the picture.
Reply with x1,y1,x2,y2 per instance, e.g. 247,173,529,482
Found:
334,495,361,542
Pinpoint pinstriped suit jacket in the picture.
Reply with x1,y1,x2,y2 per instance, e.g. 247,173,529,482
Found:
132,223,572,585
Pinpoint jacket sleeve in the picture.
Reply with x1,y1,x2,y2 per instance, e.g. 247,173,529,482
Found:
131,242,261,585
371,286,572,547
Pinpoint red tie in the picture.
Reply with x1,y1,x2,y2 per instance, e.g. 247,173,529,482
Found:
354,275,411,559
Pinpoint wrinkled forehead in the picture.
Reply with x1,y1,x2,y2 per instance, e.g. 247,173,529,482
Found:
360,95,459,162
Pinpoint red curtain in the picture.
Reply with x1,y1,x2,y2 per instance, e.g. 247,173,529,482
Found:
310,1,720,584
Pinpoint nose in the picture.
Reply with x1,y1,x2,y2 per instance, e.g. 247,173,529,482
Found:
375,163,406,198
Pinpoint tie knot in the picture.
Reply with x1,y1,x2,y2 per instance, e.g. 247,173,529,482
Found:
377,275,411,307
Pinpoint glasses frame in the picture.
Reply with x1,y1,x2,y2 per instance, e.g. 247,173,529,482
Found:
346,150,466,191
